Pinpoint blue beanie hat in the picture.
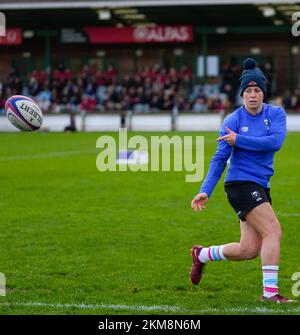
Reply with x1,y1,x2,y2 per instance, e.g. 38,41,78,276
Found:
240,58,267,97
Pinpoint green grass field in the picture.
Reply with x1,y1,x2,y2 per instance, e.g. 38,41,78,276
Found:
0,131,299,315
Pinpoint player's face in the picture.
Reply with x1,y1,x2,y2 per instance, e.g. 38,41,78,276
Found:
243,86,264,111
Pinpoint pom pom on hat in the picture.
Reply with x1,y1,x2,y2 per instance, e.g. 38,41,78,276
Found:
240,58,266,96
243,58,256,70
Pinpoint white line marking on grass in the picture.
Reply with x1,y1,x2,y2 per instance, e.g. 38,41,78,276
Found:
0,302,182,313
0,302,299,314
278,212,300,217
0,149,97,161
0,138,217,162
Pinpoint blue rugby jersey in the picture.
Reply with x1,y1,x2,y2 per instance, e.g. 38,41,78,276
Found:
200,103,287,198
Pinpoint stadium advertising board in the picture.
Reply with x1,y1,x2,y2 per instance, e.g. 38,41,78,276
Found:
0,28,22,45
61,28,87,43
83,25,193,44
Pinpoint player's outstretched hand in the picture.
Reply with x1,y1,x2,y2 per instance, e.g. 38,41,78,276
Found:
191,193,208,212
216,127,237,146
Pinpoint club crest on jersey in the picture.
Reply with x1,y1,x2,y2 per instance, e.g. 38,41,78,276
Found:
241,126,248,132
264,119,270,130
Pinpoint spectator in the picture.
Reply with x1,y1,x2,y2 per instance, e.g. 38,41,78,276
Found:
282,90,292,110
293,88,300,111
262,61,274,100
80,94,96,113
203,76,220,101
192,92,208,113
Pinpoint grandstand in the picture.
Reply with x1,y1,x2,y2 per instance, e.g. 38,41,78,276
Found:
1,1,300,130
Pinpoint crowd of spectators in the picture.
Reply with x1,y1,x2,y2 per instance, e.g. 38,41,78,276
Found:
0,60,296,115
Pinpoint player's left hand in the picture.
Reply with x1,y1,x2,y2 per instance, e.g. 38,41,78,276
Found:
216,127,237,146
191,192,208,212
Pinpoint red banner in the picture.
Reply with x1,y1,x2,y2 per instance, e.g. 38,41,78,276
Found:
0,28,22,45
83,26,193,44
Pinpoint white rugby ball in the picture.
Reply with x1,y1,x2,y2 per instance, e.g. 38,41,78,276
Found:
5,95,43,131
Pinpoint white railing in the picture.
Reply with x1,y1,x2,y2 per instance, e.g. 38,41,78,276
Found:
1,111,300,132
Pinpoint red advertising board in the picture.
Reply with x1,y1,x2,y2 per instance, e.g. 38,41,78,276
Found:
0,28,22,45
83,26,193,44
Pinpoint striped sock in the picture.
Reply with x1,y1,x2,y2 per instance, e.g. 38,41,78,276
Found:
199,246,227,263
262,265,279,298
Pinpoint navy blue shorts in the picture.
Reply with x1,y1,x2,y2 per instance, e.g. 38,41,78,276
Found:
225,181,272,221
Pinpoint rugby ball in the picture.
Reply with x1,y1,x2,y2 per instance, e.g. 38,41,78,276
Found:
5,95,43,131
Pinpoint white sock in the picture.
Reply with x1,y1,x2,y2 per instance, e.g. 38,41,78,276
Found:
262,265,279,298
199,245,227,263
